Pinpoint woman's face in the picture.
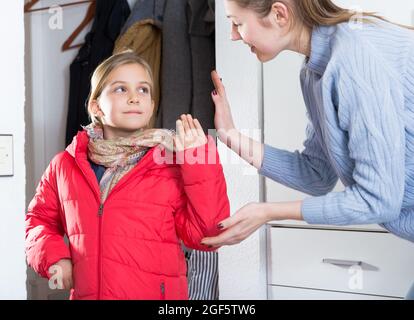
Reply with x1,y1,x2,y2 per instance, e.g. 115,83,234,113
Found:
93,63,154,139
224,0,292,62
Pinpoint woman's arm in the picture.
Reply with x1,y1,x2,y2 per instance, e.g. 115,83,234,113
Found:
220,128,265,170
211,70,338,196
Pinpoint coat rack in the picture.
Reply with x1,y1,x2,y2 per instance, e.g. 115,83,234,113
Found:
24,0,96,52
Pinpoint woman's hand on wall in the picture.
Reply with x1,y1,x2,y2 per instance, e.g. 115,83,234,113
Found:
211,70,236,143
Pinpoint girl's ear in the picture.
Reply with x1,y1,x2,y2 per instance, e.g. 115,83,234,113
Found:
90,100,105,118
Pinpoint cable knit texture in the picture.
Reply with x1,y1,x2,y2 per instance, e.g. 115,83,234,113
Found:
259,19,414,242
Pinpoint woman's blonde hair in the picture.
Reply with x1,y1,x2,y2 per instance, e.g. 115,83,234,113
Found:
87,50,154,124
229,0,414,30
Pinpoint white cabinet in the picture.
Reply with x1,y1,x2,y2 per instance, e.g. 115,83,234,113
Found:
268,285,401,300
268,227,414,299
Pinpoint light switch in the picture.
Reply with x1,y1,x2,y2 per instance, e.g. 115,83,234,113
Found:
0,135,13,176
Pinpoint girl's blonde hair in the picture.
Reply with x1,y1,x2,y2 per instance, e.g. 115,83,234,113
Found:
87,50,154,125
229,0,414,30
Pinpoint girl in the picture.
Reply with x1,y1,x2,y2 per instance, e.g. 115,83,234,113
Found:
25,51,230,300
201,0,414,298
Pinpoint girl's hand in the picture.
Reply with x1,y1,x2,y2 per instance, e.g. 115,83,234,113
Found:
50,258,73,290
201,202,270,247
211,70,236,143
175,114,208,151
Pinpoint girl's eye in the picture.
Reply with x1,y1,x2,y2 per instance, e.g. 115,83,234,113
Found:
114,86,127,93
232,22,241,27
138,87,150,94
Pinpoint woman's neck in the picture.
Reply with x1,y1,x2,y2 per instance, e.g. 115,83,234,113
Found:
288,25,312,58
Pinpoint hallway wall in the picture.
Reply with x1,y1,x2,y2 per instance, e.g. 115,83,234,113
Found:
0,0,26,300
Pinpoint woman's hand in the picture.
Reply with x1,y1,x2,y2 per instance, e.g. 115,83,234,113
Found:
201,201,303,247
211,70,236,143
174,114,207,151
49,258,73,290
201,202,270,247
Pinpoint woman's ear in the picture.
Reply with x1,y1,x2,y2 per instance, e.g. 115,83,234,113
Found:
270,2,291,28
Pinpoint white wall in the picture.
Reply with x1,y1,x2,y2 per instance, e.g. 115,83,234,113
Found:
25,0,95,201
216,0,267,299
0,0,27,299
335,0,414,25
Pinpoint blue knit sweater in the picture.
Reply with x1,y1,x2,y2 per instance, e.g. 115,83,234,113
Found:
259,19,414,242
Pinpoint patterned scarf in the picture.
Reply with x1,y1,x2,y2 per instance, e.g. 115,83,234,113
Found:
84,123,175,202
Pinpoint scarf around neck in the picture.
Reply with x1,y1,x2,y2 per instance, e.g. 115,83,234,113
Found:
84,123,174,202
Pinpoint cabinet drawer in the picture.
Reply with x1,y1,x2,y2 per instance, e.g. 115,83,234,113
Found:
268,285,401,300
268,227,414,297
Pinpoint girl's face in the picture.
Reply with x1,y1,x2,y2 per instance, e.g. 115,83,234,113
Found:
224,0,292,62
92,63,154,139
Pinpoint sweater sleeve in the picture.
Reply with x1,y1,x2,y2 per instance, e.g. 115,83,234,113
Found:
173,136,230,251
25,156,71,279
259,122,338,196
302,54,406,226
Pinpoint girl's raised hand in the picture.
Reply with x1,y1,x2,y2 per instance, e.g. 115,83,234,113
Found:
175,114,207,152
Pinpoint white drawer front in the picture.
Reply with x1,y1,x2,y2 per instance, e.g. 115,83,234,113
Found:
269,227,414,297
268,285,401,300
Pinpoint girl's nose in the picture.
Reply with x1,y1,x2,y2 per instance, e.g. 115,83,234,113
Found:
128,95,139,104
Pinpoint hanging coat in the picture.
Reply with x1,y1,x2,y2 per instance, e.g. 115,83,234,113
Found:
65,0,131,146
155,0,216,133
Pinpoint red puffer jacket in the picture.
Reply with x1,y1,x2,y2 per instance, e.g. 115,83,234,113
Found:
25,131,230,300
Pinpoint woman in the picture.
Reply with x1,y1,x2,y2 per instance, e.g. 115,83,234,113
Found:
201,0,414,298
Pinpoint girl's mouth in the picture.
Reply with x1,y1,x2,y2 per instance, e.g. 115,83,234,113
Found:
124,111,143,115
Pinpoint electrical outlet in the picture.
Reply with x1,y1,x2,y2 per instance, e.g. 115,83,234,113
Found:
0,135,13,176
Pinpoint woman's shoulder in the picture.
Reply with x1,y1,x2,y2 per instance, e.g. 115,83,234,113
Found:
330,18,414,62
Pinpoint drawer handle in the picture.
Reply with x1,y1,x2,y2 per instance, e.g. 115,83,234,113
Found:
322,258,363,267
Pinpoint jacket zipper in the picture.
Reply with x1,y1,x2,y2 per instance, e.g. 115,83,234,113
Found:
160,282,165,300
74,152,153,300
97,203,104,300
